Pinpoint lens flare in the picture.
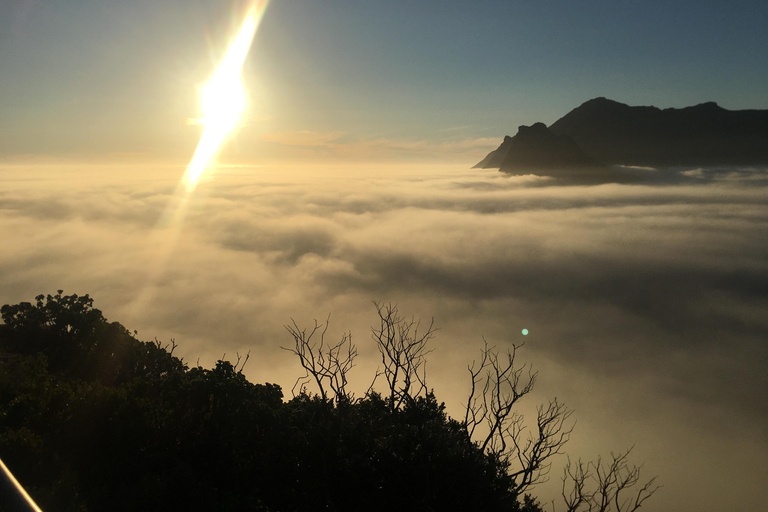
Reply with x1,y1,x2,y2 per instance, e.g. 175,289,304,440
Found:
132,1,270,315
182,0,270,192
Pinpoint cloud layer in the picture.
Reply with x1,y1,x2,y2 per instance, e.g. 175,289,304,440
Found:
1,163,767,512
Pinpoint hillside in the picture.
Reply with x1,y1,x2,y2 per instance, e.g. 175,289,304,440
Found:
548,97,768,166
476,98,768,174
476,122,636,184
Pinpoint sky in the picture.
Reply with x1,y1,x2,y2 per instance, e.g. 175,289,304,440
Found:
1,1,768,511
1,0,767,163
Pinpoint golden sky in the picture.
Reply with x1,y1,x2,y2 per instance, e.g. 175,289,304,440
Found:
1,0,767,164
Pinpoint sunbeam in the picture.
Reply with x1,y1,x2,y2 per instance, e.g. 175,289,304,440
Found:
183,0,270,193
133,0,270,314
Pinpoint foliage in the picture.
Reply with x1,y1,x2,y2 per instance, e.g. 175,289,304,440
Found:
0,292,281,511
0,292,656,512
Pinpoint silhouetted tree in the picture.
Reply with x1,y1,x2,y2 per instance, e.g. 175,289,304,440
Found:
368,301,436,411
465,340,574,495
283,316,357,402
562,447,660,512
0,292,283,512
1,292,656,512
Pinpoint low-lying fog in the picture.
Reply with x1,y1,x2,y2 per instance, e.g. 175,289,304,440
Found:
1,162,766,512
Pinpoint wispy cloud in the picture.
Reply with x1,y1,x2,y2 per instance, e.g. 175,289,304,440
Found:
261,130,347,147
258,131,500,161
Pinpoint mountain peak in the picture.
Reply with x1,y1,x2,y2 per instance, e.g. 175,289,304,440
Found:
474,122,635,184
549,99,768,166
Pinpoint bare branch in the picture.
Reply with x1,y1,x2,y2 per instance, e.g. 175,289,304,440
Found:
562,457,593,512
368,302,436,410
464,337,492,440
233,351,250,373
282,316,357,403
509,398,574,493
326,332,358,402
561,447,661,512
463,340,574,496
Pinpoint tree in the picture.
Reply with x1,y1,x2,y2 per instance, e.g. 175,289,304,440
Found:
283,303,524,511
283,316,357,403
562,447,660,512
2,292,657,512
0,290,149,384
283,301,657,512
0,290,105,341
283,302,437,410
368,301,436,410
464,339,574,496
1,292,284,512
284,302,574,508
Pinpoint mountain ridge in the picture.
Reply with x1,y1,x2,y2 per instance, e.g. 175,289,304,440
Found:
483,122,635,184
549,97,768,166
476,98,768,181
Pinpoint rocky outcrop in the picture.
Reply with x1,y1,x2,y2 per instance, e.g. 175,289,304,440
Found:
477,123,635,184
472,135,514,168
548,97,768,167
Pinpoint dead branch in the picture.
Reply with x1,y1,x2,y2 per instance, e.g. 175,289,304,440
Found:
464,340,574,495
562,447,660,512
368,302,436,410
562,457,592,512
283,316,357,403
234,351,250,373
509,398,574,493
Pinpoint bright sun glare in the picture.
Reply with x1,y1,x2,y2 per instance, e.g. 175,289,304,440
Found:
140,1,270,314
182,0,270,192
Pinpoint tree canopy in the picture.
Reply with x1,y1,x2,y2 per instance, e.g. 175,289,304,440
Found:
0,292,657,512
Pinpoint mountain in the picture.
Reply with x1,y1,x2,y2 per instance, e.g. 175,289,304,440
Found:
472,135,514,168
475,98,768,179
477,122,636,184
549,97,768,167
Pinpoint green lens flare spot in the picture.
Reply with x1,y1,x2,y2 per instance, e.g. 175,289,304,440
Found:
522,329,529,335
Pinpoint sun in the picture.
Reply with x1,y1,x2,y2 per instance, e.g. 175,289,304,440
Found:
182,0,270,193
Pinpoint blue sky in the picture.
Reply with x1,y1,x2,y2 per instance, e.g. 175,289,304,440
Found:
1,0,767,162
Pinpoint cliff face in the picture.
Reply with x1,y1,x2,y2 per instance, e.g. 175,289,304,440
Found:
548,97,768,166
475,98,768,183
498,123,601,170
472,135,514,168
477,122,635,184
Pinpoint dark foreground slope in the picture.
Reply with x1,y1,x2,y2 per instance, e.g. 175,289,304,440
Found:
548,97,768,167
0,292,533,512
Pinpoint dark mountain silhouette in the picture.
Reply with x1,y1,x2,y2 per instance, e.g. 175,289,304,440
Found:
476,98,768,180
476,122,636,184
549,97,768,166
473,135,515,168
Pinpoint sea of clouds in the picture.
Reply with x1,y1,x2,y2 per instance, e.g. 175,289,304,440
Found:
1,162,766,512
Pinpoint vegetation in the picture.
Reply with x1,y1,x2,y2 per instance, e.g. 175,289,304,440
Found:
0,292,658,512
